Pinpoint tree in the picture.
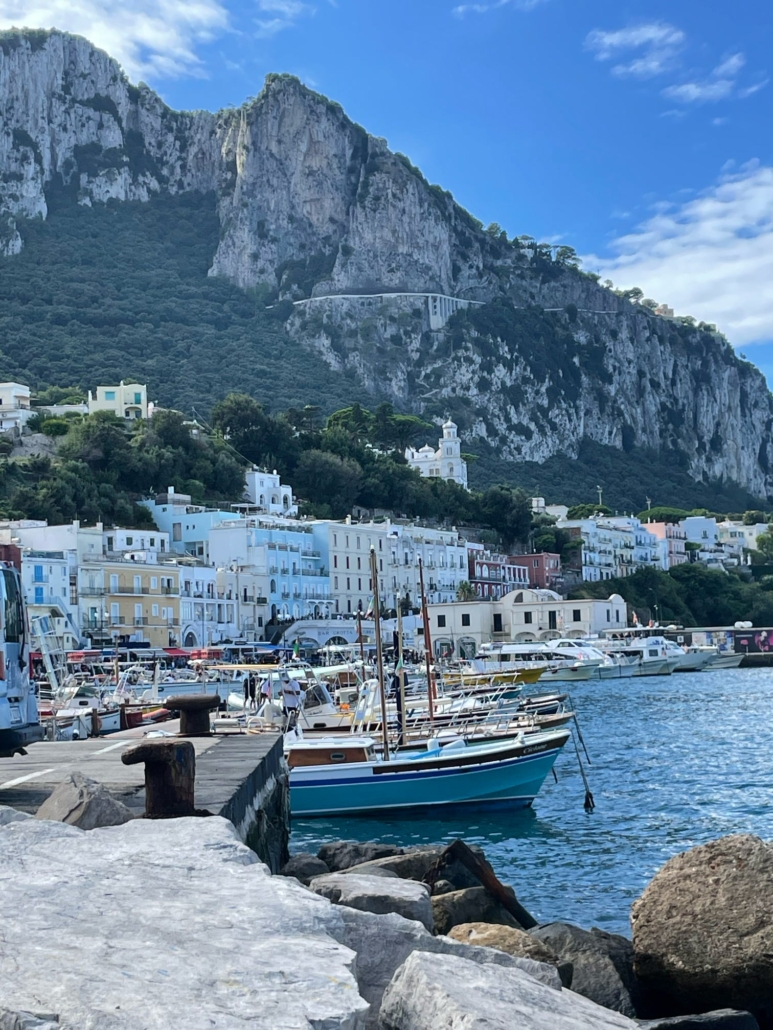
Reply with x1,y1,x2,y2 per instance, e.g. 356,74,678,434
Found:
292,449,363,517
755,531,773,560
566,503,612,520
456,581,476,601
480,486,531,549
743,510,766,526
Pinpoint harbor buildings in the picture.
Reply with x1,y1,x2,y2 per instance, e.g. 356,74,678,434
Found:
425,588,628,657
141,489,241,561
647,522,688,568
467,544,529,600
508,551,563,591
556,515,660,581
404,420,469,490
244,468,297,517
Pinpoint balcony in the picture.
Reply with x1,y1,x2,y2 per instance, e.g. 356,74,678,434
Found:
166,618,180,627
133,616,149,626
109,616,126,627
80,586,106,596
161,585,176,595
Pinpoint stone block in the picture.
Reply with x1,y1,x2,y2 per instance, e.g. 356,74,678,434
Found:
531,922,637,1017
637,1011,760,1030
35,772,133,830
448,921,572,987
432,885,522,935
378,950,639,1029
318,839,403,871
279,851,330,885
310,872,433,931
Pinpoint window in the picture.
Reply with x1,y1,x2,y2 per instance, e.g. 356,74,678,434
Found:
173,523,182,542
616,610,620,623
461,613,471,627
346,577,351,590
437,615,446,628
533,559,539,567
356,536,361,549
152,604,159,617
151,576,158,590
334,576,338,589
126,536,133,546
357,557,361,570
358,578,362,591
105,390,116,400
110,574,119,593
150,538,155,547
493,614,503,633
379,559,383,571
606,608,611,621
548,611,557,630
572,609,581,622
524,611,533,624
106,537,113,551
333,534,337,546
334,555,338,568
346,557,350,569
134,392,142,405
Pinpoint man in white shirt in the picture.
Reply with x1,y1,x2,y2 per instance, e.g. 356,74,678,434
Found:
280,672,302,729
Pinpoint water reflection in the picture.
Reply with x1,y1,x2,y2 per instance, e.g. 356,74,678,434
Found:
291,668,773,932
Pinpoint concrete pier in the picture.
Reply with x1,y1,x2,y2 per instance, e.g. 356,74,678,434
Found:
0,728,289,870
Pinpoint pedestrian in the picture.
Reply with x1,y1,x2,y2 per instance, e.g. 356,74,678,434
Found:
248,673,257,712
280,671,302,730
243,674,250,708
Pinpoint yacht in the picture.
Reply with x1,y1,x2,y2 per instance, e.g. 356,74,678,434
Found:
550,639,638,679
597,636,680,676
474,642,601,682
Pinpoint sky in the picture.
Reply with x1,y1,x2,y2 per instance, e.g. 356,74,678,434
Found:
2,0,771,377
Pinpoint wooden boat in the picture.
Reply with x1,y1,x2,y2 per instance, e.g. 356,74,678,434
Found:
287,727,570,817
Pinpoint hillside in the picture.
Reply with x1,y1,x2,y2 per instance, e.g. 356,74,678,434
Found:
0,28,771,508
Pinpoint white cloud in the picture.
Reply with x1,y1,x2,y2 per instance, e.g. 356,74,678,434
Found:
255,0,313,37
586,162,773,346
584,22,685,78
0,0,230,79
452,0,547,17
662,51,762,105
714,52,745,78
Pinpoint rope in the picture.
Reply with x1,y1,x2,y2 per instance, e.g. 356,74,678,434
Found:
571,727,595,812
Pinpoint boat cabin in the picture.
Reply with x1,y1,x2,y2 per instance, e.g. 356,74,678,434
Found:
286,737,376,768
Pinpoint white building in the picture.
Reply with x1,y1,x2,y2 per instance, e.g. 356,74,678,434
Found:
21,549,80,649
405,420,468,490
0,382,32,432
103,528,169,557
680,516,727,568
717,520,769,561
177,564,269,648
557,516,659,580
244,468,297,517
88,382,149,420
324,518,469,615
426,588,628,656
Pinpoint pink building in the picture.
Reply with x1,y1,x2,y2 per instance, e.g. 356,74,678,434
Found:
509,552,563,590
648,523,688,568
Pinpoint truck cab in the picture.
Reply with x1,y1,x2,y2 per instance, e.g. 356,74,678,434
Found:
0,563,43,755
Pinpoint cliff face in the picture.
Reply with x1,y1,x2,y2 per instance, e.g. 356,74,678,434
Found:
1,28,771,499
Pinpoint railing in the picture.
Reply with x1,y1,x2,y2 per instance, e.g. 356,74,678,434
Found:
80,586,106,596
161,585,176,595
133,616,149,626
109,616,126,626
166,618,180,627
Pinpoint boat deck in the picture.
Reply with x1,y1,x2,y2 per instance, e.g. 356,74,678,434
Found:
0,723,282,819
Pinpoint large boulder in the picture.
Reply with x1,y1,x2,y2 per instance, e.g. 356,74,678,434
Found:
318,839,404,871
530,922,637,1017
638,1013,760,1030
448,922,573,987
432,885,522,936
344,849,443,882
378,950,639,1029
310,872,433,931
333,906,562,1030
34,773,133,830
632,835,773,1027
278,851,330,885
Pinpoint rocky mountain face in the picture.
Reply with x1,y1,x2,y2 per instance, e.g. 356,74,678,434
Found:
1,28,771,499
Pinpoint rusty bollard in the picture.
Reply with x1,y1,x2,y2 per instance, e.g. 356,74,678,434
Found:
164,694,221,736
122,739,196,818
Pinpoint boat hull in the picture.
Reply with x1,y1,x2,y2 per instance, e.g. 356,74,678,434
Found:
290,733,568,818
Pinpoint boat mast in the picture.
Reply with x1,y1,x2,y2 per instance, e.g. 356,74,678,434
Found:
356,610,366,666
418,558,435,723
369,547,391,761
396,597,406,746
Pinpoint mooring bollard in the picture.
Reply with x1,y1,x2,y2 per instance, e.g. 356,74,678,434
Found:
122,739,196,818
163,694,221,737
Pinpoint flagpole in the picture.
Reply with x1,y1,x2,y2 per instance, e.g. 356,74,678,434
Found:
369,547,391,762
418,558,435,724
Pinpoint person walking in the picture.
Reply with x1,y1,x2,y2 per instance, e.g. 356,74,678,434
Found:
280,671,302,730
248,673,257,712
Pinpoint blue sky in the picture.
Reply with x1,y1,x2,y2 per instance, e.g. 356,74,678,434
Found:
4,0,771,376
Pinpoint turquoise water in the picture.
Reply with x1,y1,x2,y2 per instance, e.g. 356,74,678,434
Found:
291,667,773,934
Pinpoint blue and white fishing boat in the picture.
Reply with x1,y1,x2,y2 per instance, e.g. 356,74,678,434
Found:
286,727,569,817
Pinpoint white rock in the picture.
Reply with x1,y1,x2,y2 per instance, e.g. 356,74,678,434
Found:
0,805,32,826
378,950,639,1030
0,815,369,1029
310,873,433,931
35,772,133,830
333,906,562,1030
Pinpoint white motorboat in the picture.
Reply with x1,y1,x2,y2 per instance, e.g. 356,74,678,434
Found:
597,636,680,676
707,651,744,669
474,642,601,682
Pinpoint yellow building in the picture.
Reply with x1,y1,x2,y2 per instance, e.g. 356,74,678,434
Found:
88,382,148,420
80,558,180,647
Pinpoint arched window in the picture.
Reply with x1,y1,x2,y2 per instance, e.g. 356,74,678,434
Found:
270,579,277,593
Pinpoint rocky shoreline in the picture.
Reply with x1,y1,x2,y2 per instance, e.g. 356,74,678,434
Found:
0,772,770,1029
282,835,772,1030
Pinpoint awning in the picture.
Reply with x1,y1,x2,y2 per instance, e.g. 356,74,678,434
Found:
163,648,189,657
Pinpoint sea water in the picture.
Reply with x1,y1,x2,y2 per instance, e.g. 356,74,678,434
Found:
290,666,773,934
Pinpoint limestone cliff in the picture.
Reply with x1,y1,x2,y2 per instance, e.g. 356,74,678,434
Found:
1,28,771,499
